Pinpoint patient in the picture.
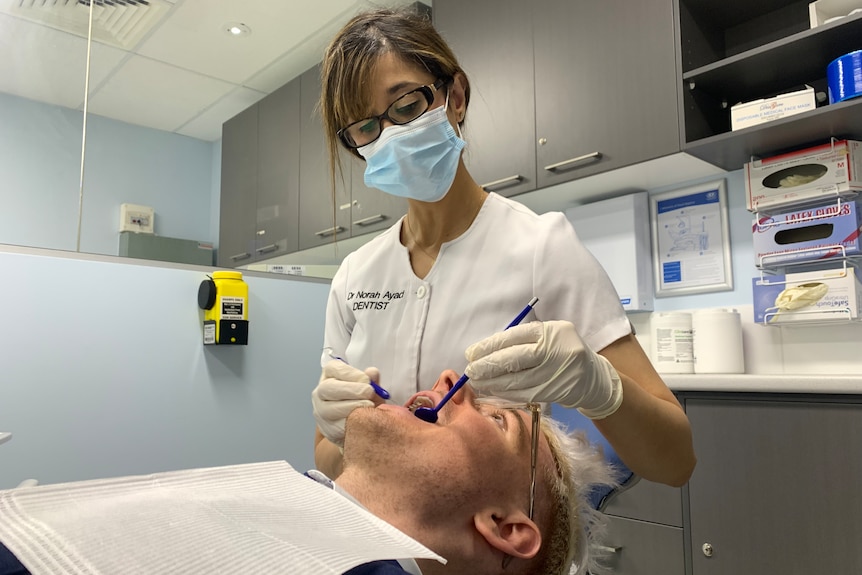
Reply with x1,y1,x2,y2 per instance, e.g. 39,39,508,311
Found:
0,371,614,575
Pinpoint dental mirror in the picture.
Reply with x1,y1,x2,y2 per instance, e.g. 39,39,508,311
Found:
412,297,538,424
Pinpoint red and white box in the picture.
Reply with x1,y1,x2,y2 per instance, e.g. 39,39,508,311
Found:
745,140,862,212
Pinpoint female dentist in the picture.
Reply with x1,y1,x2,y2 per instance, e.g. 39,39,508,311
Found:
311,7,695,485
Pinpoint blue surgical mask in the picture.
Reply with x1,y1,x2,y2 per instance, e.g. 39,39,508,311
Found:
358,100,466,202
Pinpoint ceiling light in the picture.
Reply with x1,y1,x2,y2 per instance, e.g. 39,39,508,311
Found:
224,22,251,37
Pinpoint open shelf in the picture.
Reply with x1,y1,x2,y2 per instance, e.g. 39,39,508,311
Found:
683,98,862,170
682,12,862,103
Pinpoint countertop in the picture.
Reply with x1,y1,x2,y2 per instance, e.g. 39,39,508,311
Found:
663,374,862,394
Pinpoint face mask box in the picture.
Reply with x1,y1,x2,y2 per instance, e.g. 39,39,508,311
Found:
730,86,816,132
745,140,862,212
752,200,862,267
752,266,862,324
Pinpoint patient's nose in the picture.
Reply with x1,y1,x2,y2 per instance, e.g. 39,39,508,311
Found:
432,370,470,404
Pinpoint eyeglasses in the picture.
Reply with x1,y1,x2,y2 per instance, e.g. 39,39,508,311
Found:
475,399,542,521
337,78,449,149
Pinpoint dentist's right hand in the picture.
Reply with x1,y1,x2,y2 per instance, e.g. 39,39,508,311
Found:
312,360,382,447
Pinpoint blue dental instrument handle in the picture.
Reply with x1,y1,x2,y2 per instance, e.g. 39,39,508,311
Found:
414,297,539,423
328,353,391,400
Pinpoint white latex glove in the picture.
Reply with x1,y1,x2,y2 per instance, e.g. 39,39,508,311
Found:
312,360,381,447
464,320,623,419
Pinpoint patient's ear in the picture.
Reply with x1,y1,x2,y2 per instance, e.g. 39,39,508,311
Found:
473,508,541,560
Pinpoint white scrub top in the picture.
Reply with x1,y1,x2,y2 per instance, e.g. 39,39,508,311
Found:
323,192,631,405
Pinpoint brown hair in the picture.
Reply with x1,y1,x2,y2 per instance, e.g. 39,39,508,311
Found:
319,6,470,181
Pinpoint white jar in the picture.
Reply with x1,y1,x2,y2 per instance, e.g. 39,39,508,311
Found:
692,308,745,374
651,312,694,373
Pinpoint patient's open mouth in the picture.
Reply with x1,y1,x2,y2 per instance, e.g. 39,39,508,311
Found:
407,395,434,413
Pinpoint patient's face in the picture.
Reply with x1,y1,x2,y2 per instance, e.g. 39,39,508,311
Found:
343,371,552,516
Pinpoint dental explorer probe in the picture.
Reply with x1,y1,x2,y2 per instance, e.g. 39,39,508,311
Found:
413,297,539,424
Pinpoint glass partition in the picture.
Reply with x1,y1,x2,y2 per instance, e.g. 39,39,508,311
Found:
1,0,416,272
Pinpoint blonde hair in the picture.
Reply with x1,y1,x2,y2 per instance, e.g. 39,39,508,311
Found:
533,418,618,575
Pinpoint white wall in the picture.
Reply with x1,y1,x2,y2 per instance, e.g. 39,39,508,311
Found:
0,247,329,490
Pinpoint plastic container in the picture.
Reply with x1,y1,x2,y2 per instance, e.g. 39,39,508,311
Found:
827,49,862,104
692,309,745,374
650,312,694,373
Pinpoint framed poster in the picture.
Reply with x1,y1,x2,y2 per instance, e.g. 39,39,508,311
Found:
650,179,733,296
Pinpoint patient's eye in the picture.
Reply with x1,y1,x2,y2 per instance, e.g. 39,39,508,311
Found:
477,404,508,429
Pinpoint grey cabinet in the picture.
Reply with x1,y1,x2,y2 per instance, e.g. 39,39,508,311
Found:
433,0,536,196
678,1,862,169
684,395,862,574
597,479,686,575
533,0,680,187
593,516,685,575
219,104,258,267
256,80,300,259
218,80,300,267
298,64,351,251
297,65,406,250
434,0,680,193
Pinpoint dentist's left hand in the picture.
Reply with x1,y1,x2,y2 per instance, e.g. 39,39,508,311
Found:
313,360,381,447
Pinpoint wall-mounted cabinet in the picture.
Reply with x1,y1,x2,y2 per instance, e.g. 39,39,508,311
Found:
220,66,406,264
297,65,406,251
218,80,300,267
434,0,681,194
679,0,862,169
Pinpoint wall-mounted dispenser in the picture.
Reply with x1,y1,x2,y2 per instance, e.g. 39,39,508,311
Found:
198,271,249,345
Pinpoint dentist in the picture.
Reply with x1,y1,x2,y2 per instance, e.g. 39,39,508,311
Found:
311,7,695,486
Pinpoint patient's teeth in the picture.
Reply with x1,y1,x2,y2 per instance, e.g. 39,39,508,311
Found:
408,396,434,412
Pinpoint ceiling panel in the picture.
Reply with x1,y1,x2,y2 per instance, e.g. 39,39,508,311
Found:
176,86,267,141
86,55,235,132
135,0,358,85
0,13,126,110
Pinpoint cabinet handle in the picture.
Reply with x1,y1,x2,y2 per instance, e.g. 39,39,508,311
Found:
543,151,602,172
229,252,251,261
315,225,346,238
353,214,387,227
256,243,279,254
594,545,621,554
480,174,522,191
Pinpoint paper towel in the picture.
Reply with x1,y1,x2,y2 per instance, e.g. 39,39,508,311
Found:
692,309,745,374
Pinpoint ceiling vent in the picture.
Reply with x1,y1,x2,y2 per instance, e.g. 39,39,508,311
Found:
9,0,171,50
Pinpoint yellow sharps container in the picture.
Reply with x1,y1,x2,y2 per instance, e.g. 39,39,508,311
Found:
198,271,249,345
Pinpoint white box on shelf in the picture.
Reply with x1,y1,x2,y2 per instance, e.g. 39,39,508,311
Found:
752,266,862,324
745,140,862,212
566,192,654,312
809,0,862,27
730,87,816,132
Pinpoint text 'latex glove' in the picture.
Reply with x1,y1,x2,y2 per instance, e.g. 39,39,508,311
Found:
464,320,623,419
312,360,381,447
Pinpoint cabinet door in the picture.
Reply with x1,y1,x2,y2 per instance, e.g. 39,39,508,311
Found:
433,0,536,197
593,516,685,575
298,65,351,250
257,79,300,260
218,104,258,268
533,0,680,188
686,397,862,574
349,155,407,236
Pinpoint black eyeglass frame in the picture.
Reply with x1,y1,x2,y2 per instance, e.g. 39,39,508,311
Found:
337,77,450,150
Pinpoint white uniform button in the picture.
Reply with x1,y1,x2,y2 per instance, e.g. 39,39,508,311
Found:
416,285,427,299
